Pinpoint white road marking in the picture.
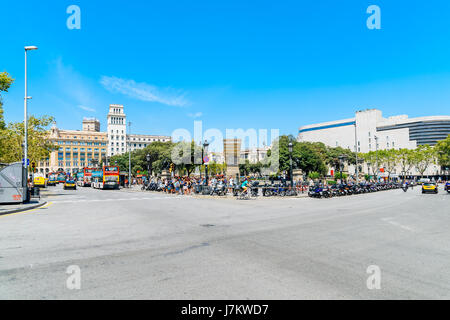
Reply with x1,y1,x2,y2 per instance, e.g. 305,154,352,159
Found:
381,217,416,232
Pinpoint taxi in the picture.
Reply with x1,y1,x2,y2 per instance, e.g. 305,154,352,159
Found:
422,183,438,194
64,179,77,190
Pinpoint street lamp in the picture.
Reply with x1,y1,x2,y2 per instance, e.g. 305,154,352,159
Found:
288,142,293,187
146,153,151,181
128,121,132,188
203,139,209,185
374,135,379,181
24,45,38,188
367,162,371,180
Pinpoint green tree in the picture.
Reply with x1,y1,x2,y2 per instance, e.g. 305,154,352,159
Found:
0,115,56,164
436,135,450,168
412,145,436,177
0,72,15,130
379,149,398,180
397,148,415,178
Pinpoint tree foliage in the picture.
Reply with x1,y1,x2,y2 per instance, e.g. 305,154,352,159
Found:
0,115,56,164
0,71,15,130
436,134,450,168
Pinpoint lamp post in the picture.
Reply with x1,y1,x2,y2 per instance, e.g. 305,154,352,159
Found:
146,153,151,182
354,122,359,183
374,135,379,181
128,121,132,188
24,46,38,186
203,139,209,185
367,162,371,181
288,142,293,187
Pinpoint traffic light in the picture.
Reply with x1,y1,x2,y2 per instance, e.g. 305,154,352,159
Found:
169,163,175,173
31,161,36,172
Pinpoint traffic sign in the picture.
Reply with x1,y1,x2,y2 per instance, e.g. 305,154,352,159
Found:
203,156,209,163
22,158,30,166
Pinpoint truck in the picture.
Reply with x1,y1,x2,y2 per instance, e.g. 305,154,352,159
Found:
92,166,120,190
0,162,29,204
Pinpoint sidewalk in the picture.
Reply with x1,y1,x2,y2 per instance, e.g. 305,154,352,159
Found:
0,200,47,216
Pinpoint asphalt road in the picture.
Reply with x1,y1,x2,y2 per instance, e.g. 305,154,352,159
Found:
0,184,449,299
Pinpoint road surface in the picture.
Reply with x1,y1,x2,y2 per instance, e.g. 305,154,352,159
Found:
0,184,449,299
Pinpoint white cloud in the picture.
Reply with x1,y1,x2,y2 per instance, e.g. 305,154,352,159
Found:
78,105,96,112
100,76,189,107
188,112,203,118
53,58,100,113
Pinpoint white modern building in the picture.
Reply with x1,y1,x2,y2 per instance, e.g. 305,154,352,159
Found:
297,109,450,178
298,109,450,153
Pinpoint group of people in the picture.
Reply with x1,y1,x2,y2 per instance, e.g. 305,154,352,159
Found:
141,175,253,195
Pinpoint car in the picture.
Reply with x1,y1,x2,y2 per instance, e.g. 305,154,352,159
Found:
445,182,450,194
422,183,438,194
417,178,431,185
64,180,77,190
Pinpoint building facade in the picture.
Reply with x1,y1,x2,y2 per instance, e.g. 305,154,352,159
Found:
297,109,450,177
37,104,171,174
298,109,450,152
107,104,127,156
38,126,108,174
128,134,171,152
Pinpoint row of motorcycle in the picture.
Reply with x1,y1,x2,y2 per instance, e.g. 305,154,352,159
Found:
308,182,401,198
141,180,301,197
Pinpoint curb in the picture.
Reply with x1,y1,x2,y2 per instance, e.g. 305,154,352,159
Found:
0,201,48,216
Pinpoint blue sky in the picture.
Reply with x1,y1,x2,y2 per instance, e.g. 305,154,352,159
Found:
2,0,450,144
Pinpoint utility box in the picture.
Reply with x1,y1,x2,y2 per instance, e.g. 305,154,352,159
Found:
0,162,28,204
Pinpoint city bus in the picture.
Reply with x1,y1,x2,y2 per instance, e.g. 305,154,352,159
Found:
76,171,84,187
57,173,66,184
47,173,58,186
81,167,94,187
92,166,120,190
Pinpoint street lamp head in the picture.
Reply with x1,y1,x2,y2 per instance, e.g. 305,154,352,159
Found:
203,139,209,148
25,46,38,51
288,142,293,153
146,153,151,162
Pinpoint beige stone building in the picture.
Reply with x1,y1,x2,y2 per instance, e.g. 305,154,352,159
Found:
38,121,108,174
